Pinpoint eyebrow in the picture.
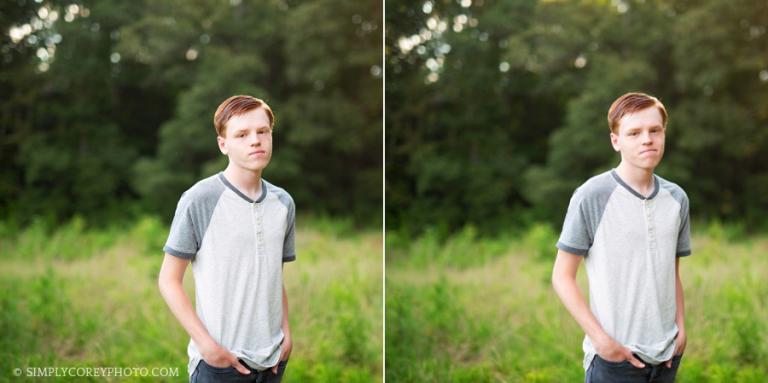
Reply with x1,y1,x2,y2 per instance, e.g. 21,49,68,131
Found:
233,125,270,133
625,124,663,132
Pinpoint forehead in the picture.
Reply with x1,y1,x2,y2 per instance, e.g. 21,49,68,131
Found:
226,108,271,132
617,106,664,132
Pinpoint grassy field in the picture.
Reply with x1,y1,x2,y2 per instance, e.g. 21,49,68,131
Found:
0,216,382,383
386,222,768,383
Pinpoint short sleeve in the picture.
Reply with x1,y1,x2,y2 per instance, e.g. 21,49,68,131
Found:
676,193,692,257
282,196,297,262
556,192,591,256
163,193,199,259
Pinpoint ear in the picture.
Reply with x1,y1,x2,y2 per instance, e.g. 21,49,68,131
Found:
217,135,228,155
610,132,620,152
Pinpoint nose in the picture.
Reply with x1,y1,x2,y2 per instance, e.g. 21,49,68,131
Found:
641,131,653,144
250,133,261,146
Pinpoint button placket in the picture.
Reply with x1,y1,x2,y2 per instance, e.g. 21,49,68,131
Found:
253,202,266,255
644,199,658,254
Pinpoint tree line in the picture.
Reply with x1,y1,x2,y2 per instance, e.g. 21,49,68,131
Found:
1,0,382,228
386,0,768,236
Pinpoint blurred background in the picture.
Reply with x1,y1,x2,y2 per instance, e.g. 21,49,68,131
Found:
1,0,382,382
387,0,767,236
2,0,382,225
386,0,768,382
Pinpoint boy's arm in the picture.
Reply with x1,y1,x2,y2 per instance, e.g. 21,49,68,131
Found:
551,249,646,368
272,283,292,373
158,253,251,375
667,257,687,367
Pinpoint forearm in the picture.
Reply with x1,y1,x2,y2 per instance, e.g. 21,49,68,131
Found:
281,284,291,338
553,274,612,346
674,261,685,333
159,279,218,350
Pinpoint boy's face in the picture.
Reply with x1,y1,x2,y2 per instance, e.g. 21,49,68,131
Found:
610,106,666,171
217,107,273,172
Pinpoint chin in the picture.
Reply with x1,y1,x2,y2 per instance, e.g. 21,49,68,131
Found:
235,161,269,172
630,160,656,171
250,162,270,171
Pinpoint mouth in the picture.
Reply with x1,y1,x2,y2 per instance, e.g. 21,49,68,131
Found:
639,149,657,155
248,150,266,157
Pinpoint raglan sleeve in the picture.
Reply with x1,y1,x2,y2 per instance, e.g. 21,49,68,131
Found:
556,189,591,256
676,191,692,257
282,194,297,263
163,192,199,259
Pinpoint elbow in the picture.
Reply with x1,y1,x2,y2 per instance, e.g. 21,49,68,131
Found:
158,271,173,295
157,273,167,294
551,271,561,292
551,268,570,294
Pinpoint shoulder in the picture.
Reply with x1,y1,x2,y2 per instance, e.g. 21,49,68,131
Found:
656,174,689,205
179,173,227,207
570,170,618,205
264,179,295,210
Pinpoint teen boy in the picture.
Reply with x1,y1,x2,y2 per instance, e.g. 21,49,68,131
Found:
158,95,296,383
552,92,690,383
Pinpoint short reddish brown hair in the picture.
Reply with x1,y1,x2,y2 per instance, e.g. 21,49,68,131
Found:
607,92,667,133
213,95,275,137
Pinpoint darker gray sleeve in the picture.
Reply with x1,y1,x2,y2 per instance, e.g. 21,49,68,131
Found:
676,193,692,257
556,192,591,256
283,195,296,263
163,192,198,259
556,177,613,256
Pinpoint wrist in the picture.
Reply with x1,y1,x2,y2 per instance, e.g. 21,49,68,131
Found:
593,333,615,350
198,338,221,355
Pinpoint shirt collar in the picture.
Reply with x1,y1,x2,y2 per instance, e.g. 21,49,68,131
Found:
218,172,267,203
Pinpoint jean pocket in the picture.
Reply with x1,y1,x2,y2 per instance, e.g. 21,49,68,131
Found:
201,360,237,374
595,355,630,367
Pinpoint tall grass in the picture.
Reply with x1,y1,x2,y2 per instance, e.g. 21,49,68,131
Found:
0,215,382,383
386,221,768,382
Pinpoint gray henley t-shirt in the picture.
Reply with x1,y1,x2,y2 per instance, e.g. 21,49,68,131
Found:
164,172,296,376
557,170,691,370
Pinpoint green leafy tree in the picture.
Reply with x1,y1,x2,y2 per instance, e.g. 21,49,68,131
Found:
387,0,768,236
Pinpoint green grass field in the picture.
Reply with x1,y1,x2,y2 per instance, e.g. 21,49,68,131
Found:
386,222,768,382
0,216,382,383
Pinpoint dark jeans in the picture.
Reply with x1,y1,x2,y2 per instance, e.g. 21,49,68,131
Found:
586,354,682,383
191,359,288,383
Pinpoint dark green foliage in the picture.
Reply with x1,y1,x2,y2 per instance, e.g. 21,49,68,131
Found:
386,0,768,236
1,0,382,227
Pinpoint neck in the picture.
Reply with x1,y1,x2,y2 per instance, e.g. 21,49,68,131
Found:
223,164,262,199
615,161,655,195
